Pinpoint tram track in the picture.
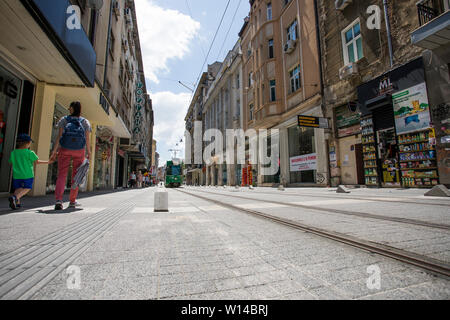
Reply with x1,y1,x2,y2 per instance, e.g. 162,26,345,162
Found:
182,187,450,230
176,188,450,278
218,188,450,207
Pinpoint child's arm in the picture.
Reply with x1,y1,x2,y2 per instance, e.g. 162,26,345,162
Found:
36,159,54,165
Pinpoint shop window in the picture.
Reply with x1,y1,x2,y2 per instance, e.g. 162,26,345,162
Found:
46,103,70,193
0,66,22,192
342,19,364,65
288,126,316,183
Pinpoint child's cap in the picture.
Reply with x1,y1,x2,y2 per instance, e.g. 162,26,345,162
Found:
17,133,33,143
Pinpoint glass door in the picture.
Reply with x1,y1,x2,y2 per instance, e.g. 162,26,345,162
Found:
377,127,400,186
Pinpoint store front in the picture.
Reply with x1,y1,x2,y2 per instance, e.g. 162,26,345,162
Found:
358,58,439,188
288,126,316,184
0,61,35,194
46,103,70,193
334,104,364,185
94,129,114,189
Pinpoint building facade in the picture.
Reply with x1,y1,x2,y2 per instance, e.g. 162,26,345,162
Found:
319,0,449,188
240,0,326,187
0,0,153,196
203,41,243,186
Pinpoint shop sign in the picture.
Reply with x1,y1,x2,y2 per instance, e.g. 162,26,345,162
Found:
335,104,360,129
298,115,329,129
392,82,431,134
378,76,394,95
118,149,125,157
290,153,317,172
338,124,361,137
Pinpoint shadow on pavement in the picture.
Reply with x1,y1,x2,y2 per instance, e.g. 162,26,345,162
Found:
37,208,84,214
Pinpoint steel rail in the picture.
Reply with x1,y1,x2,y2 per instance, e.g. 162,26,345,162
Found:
176,189,450,278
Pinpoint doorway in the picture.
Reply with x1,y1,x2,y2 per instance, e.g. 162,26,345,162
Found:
376,127,400,186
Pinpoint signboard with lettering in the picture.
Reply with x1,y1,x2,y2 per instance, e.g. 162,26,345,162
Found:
298,115,329,129
290,153,317,172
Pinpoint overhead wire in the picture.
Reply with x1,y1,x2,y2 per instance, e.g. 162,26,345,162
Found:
215,0,243,62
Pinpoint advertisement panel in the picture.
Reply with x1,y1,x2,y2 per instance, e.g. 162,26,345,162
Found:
392,82,431,134
290,153,317,172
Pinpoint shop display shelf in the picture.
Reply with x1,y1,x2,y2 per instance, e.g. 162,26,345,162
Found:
399,159,436,163
401,167,437,170
399,139,429,145
398,149,434,153
365,175,378,177
364,166,377,169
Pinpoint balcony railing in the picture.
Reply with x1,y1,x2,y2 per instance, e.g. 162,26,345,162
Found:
417,0,446,26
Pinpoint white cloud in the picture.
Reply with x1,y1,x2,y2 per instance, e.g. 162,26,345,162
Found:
151,91,191,162
135,0,200,84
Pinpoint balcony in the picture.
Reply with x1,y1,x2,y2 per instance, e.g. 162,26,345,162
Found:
411,0,450,50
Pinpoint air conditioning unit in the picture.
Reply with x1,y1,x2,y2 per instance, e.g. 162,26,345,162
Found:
284,39,296,53
335,0,352,11
339,62,359,80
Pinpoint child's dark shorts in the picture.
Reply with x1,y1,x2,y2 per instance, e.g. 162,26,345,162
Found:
12,178,34,190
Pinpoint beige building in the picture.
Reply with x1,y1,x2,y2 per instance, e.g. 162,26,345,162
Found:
0,0,153,196
240,0,326,186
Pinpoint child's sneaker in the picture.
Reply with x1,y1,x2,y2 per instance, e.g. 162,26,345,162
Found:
55,201,63,211
8,196,17,210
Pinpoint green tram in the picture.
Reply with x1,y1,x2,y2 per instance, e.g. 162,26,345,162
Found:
165,160,183,188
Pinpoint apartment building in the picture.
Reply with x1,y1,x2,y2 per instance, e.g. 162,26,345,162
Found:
0,0,153,196
319,0,449,188
203,41,243,186
240,0,326,187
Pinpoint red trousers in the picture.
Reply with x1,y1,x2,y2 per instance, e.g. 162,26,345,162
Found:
55,148,85,202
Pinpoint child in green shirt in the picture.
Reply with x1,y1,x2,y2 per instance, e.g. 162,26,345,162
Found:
8,134,53,210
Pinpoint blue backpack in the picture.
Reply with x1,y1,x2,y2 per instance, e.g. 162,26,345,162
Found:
60,116,86,150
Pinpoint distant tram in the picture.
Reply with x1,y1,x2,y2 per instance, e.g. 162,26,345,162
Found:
165,160,183,188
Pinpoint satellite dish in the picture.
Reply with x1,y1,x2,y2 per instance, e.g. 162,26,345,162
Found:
86,0,104,10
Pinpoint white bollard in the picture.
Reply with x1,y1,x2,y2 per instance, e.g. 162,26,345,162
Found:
154,188,169,212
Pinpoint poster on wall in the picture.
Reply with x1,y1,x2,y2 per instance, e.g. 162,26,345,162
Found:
290,153,317,172
392,82,431,134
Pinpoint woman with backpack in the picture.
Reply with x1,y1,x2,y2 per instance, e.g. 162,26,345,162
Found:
50,102,92,210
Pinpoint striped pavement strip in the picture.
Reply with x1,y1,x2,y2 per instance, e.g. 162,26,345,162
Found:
0,201,137,300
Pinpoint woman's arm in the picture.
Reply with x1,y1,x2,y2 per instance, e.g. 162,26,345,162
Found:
85,130,91,159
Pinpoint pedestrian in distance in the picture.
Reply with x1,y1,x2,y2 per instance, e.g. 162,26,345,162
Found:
50,101,92,210
8,134,53,210
129,171,136,188
137,171,143,188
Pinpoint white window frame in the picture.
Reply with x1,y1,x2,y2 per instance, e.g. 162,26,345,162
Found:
341,19,364,65
289,65,301,94
287,20,298,41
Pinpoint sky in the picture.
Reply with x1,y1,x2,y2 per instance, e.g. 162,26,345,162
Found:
134,0,250,167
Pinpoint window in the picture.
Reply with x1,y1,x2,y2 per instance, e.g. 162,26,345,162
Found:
268,39,274,59
269,80,276,102
249,104,254,121
287,20,298,41
284,0,291,6
289,65,301,93
342,20,363,65
288,126,316,183
267,3,272,20
248,72,253,87
236,73,240,89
